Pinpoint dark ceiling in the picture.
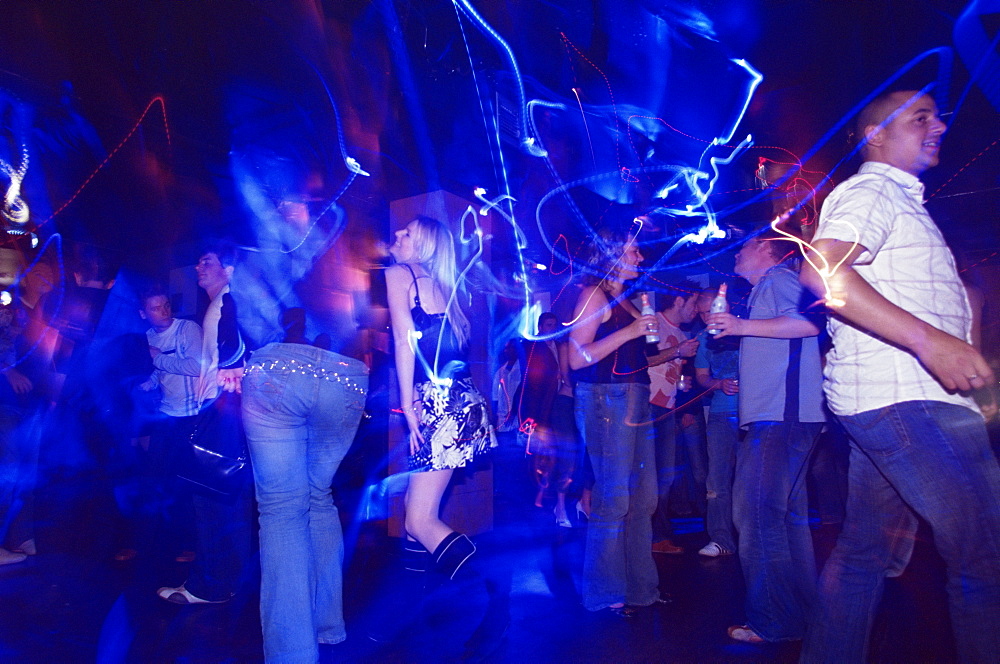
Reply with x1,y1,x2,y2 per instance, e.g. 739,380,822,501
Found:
0,0,995,278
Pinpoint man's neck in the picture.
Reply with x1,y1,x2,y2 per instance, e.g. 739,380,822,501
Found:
660,309,683,328
746,264,778,286
152,319,174,334
205,283,227,301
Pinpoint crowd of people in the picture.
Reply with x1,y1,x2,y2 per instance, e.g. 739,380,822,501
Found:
1,89,1000,663
493,88,1000,662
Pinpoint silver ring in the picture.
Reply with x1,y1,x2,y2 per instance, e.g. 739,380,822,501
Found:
968,375,979,380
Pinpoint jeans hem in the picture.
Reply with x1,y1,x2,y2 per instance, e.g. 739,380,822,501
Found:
318,635,347,645
748,621,805,643
584,599,626,612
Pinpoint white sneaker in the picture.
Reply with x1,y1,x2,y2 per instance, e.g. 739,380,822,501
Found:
157,584,230,605
698,541,733,557
0,547,27,565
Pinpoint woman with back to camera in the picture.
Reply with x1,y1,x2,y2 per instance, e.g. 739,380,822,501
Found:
377,215,502,649
568,228,662,616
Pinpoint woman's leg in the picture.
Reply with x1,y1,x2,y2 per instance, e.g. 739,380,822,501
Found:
404,468,455,553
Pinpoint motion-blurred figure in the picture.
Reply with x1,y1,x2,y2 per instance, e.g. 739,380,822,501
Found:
491,338,520,436
516,313,560,515
0,240,52,563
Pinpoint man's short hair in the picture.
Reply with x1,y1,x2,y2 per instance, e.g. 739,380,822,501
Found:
855,89,926,156
657,278,701,310
200,240,238,267
538,311,559,327
139,283,169,309
755,228,802,265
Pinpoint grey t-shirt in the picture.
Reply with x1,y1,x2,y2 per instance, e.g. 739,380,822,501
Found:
738,263,825,428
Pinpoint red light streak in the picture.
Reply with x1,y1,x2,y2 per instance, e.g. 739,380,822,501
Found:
38,96,171,228
929,137,1000,200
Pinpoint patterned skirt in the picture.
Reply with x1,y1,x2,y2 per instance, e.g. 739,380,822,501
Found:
409,376,497,472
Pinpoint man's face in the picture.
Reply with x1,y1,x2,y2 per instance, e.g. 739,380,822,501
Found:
0,248,21,287
538,316,558,335
695,294,713,325
24,263,55,297
869,92,946,177
195,252,231,293
677,295,699,324
733,237,773,280
141,295,173,330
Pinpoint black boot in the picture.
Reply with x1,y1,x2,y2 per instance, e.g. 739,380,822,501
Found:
430,531,477,581
367,539,430,643
432,533,510,661
461,572,511,662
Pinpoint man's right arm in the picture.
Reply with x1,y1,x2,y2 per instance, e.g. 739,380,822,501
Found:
801,238,992,392
153,320,202,377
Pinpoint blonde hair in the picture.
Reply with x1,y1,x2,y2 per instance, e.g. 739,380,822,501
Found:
407,215,470,347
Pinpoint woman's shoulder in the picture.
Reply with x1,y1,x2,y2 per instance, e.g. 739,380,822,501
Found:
576,284,609,308
385,263,412,284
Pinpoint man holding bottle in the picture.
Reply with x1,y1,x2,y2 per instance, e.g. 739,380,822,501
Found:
707,229,825,644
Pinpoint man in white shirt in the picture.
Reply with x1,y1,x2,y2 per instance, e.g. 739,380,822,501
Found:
647,281,700,554
800,90,1000,662
140,286,202,563
142,288,202,420
156,244,251,606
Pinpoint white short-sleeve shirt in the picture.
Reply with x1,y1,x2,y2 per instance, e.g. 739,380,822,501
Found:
814,161,977,417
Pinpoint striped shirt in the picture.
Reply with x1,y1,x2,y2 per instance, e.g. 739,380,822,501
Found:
147,318,203,417
738,264,825,427
814,161,977,417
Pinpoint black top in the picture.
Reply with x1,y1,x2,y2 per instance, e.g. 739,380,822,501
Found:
403,264,469,384
573,295,650,385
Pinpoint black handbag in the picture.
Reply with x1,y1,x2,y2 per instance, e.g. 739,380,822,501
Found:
175,391,249,496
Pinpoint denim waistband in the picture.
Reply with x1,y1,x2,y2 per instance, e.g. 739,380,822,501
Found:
250,342,367,373
246,343,369,395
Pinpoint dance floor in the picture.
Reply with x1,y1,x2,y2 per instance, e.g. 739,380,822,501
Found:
1,439,957,663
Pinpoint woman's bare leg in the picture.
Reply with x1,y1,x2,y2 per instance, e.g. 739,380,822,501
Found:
404,468,455,552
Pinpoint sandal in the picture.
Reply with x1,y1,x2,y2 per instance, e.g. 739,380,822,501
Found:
727,624,765,643
603,604,637,618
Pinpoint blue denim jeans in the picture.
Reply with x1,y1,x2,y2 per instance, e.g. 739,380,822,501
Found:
705,411,738,551
651,404,676,541
242,343,369,664
183,402,253,603
733,420,821,641
802,401,1000,663
675,408,708,515
575,382,658,610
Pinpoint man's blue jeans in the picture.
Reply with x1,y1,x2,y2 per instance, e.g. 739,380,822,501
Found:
575,382,659,611
733,420,821,641
802,401,1000,663
705,411,738,551
651,404,676,541
243,343,369,664
675,409,708,515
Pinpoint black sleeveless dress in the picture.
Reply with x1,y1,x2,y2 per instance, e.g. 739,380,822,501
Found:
402,265,496,471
